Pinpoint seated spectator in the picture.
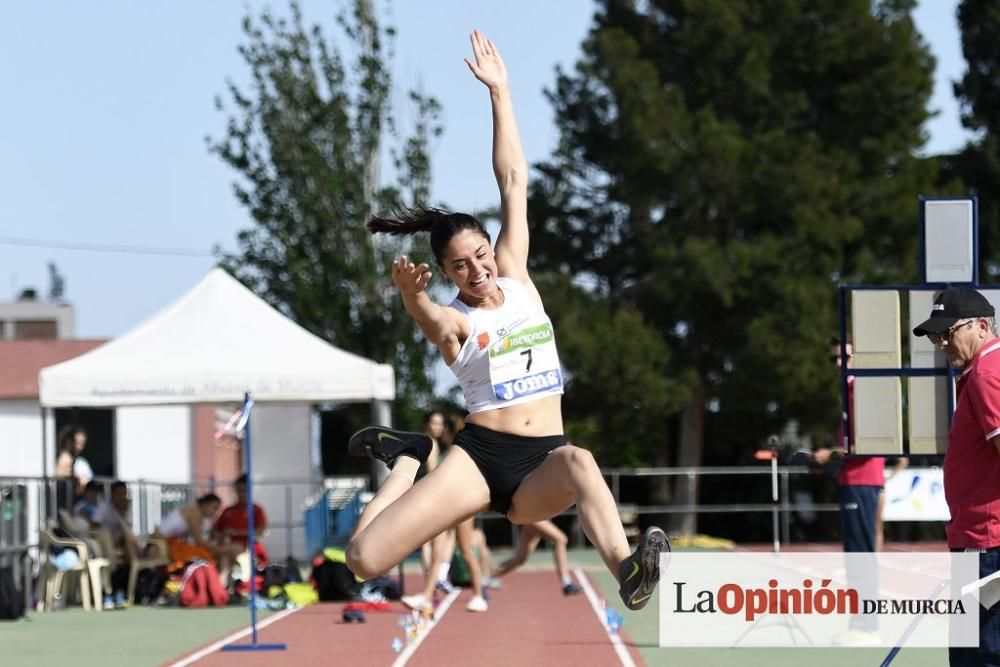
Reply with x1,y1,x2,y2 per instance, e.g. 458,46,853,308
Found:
73,481,104,529
93,480,138,608
214,474,269,565
94,482,135,551
157,494,241,578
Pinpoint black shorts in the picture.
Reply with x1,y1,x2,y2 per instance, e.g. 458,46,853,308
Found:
452,423,567,514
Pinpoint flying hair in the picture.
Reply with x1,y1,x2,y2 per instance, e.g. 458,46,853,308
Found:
367,205,445,236
367,205,490,266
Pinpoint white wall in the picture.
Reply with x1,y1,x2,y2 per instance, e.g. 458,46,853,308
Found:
0,400,44,477
250,403,315,559
0,301,74,340
116,405,191,483
0,401,47,556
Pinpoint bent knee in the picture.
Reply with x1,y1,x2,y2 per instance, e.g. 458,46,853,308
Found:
346,540,380,581
563,446,598,475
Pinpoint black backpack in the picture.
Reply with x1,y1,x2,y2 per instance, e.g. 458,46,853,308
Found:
310,556,358,601
260,564,289,591
134,568,168,605
0,566,26,620
284,556,303,583
361,575,401,600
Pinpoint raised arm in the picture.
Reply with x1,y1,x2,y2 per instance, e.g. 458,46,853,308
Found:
392,255,468,364
465,30,530,282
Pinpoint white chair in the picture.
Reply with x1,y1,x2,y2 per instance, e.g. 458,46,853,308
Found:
65,506,170,606
57,510,115,609
125,536,170,605
38,528,109,612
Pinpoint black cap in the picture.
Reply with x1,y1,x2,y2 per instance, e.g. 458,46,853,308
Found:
912,287,995,337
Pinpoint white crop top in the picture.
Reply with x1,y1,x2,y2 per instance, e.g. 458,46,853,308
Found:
447,277,565,414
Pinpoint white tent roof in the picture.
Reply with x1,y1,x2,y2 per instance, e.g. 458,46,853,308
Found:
39,268,395,406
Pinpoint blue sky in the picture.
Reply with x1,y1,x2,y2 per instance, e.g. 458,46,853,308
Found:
0,1,971,340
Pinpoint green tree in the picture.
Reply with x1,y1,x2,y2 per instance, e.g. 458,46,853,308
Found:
948,0,1000,276
530,0,943,530
209,0,442,425
534,274,686,468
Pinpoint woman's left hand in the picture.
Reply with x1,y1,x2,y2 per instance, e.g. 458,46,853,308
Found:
392,255,433,294
464,29,508,90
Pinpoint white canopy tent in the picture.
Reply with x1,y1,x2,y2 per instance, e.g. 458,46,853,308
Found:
37,267,395,629
35,267,393,563
39,267,395,407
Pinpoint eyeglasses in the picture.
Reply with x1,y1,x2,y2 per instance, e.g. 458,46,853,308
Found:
927,319,975,346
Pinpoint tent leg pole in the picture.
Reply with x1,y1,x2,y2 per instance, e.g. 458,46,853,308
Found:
40,406,50,522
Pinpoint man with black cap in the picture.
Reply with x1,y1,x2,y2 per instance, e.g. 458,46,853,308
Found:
913,285,1000,666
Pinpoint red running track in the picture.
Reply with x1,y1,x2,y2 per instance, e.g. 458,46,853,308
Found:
168,571,644,667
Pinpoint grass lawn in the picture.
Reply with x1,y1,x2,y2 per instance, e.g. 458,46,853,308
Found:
3,605,272,667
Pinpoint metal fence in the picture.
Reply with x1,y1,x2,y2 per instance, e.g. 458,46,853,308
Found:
472,465,842,548
0,465,843,603
0,475,328,584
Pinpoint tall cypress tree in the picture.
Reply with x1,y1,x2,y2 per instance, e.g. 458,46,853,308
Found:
530,0,941,528
949,0,1000,276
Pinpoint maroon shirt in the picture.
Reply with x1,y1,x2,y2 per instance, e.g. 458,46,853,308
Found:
214,503,266,548
945,337,1000,549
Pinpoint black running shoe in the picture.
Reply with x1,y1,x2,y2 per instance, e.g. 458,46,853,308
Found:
562,582,583,596
347,426,433,468
618,526,670,611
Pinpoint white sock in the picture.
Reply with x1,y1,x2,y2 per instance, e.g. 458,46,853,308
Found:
561,574,573,586
437,562,451,582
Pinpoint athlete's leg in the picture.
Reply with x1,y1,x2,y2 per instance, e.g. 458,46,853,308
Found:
455,517,484,601
507,445,629,577
532,520,571,582
472,528,495,578
421,541,432,572
507,446,667,610
351,457,421,538
494,524,541,577
418,529,455,600
346,448,490,580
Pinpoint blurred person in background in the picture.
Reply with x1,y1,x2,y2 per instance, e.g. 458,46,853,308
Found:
494,520,582,595
55,424,91,507
214,473,268,566
158,493,242,580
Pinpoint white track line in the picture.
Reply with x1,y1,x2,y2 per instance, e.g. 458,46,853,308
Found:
166,607,302,667
390,589,461,667
575,568,638,667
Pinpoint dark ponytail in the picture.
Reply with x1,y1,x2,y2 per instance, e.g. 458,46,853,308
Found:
367,205,490,265
367,205,441,235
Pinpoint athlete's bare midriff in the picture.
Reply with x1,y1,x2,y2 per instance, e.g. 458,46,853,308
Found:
465,394,564,437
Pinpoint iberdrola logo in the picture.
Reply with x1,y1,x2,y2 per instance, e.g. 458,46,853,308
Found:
490,324,554,358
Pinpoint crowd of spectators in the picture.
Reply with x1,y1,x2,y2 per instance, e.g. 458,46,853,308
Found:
50,473,269,611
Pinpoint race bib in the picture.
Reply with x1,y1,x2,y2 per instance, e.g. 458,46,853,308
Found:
488,320,564,401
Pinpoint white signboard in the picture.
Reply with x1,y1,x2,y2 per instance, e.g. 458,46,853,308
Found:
882,467,949,522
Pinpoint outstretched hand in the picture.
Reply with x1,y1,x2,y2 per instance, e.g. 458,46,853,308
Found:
392,255,433,295
464,29,508,90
